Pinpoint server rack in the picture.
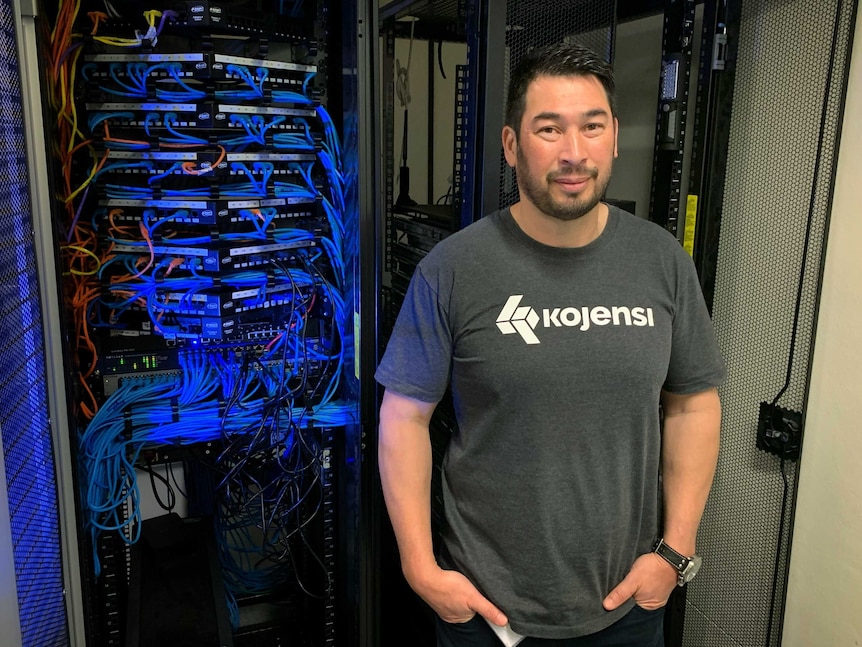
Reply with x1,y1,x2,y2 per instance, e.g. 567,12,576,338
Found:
377,7,465,644
647,0,696,235
5,0,377,644
688,0,739,312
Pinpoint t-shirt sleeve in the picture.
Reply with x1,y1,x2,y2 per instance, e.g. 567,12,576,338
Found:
663,249,727,394
375,265,453,403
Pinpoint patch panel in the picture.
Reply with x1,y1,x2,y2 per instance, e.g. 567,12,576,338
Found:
84,102,318,142
105,238,318,273
98,196,319,226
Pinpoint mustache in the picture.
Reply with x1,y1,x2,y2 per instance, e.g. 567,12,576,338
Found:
549,166,599,180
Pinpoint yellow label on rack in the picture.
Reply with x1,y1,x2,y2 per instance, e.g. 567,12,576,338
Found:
683,195,698,257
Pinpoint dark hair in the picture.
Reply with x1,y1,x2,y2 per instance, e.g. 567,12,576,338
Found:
504,43,616,134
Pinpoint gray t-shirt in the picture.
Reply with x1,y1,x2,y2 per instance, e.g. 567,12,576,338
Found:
375,206,725,639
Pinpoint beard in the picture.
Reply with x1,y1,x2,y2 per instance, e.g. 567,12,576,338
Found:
516,146,612,222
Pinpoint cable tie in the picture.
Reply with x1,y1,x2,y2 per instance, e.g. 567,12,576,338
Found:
170,397,180,423
123,407,134,438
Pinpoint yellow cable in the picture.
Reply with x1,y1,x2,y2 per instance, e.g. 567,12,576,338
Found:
51,0,80,43
67,48,87,148
57,62,67,116
63,245,101,275
65,145,103,203
93,36,142,47
144,10,162,27
54,47,84,155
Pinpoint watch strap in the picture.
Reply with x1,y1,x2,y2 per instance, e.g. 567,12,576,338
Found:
653,538,689,571
653,538,703,587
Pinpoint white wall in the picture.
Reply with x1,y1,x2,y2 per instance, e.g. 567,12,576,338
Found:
782,10,862,646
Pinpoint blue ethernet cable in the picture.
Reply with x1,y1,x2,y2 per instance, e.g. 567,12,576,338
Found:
162,111,209,145
80,63,142,99
107,232,213,247
162,186,212,197
103,184,150,199
142,208,188,236
288,161,315,190
110,62,148,96
256,67,269,95
95,159,154,181
229,161,274,196
216,65,262,101
98,254,145,282
145,161,184,184
125,62,151,94
79,345,355,576
156,64,207,101
235,207,276,235
105,184,212,199
315,105,342,169
81,376,182,573
301,71,315,96
272,133,316,151
272,181,318,202
143,112,162,139
88,110,135,133
271,89,314,105
220,114,260,148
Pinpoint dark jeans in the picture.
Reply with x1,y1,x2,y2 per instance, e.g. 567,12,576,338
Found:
436,605,665,647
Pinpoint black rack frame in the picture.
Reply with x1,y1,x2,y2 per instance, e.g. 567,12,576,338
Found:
647,0,696,234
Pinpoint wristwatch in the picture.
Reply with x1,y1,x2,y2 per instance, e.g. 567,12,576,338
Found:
653,538,702,587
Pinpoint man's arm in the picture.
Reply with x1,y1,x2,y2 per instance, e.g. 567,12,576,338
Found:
603,387,721,610
658,387,721,556
378,388,508,625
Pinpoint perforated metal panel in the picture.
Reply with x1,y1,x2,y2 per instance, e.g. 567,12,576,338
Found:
0,1,69,645
497,0,615,209
683,1,857,645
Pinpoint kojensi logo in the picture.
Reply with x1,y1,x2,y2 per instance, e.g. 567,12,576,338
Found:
496,295,655,344
496,295,541,344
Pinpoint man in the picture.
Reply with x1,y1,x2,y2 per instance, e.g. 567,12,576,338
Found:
376,43,724,646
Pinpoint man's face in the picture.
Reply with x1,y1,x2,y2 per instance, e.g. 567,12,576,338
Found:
503,74,618,222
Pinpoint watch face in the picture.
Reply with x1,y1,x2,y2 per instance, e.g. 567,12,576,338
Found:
682,555,703,583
